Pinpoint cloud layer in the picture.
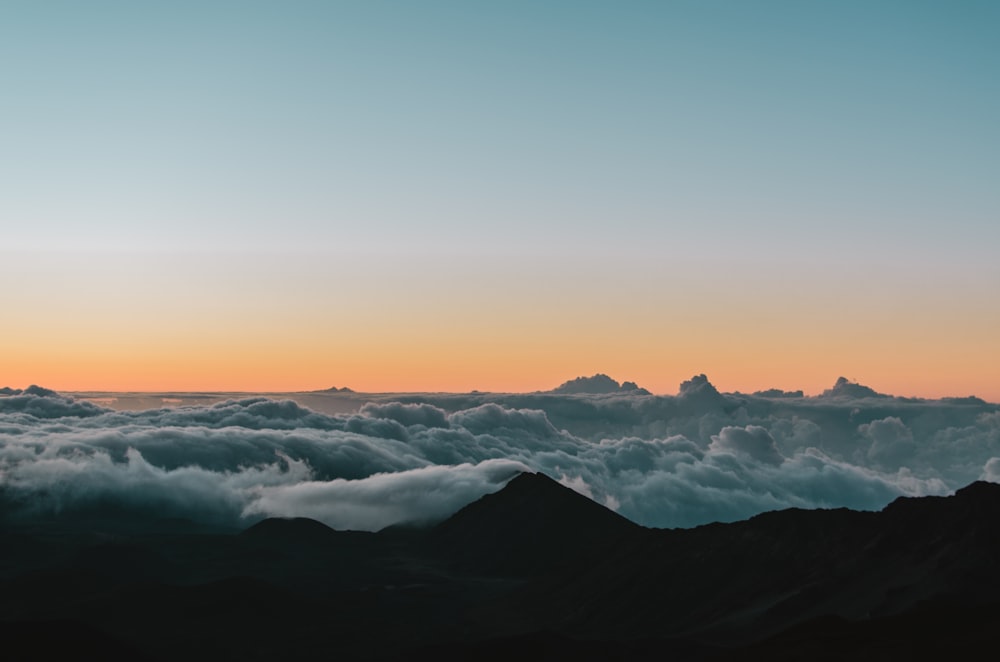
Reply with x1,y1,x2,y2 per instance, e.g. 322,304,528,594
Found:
2,380,998,531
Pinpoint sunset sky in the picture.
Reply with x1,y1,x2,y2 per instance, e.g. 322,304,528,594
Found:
3,1,998,400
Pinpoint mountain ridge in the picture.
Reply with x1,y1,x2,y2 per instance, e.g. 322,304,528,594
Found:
3,474,1000,660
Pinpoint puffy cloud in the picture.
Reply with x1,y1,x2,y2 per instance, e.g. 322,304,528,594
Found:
0,446,294,525
981,457,1000,483
0,386,106,419
244,459,528,531
449,403,560,438
135,397,345,430
549,374,650,395
709,425,784,465
859,416,916,468
821,377,887,399
359,402,449,429
608,448,948,528
1,383,996,531
677,374,726,407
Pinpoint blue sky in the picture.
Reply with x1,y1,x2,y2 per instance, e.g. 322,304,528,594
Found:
5,1,997,253
2,1,998,396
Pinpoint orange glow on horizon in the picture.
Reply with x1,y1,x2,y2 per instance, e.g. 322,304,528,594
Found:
5,342,998,403
3,251,997,402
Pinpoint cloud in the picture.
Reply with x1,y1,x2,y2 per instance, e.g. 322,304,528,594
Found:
0,386,106,419
548,374,650,395
0,446,286,525
244,459,528,531
981,457,1000,483
1,381,996,531
606,448,948,528
822,377,887,399
859,416,916,468
359,402,450,429
709,425,784,465
448,403,561,438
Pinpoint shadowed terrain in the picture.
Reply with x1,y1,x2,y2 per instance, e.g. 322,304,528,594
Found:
3,473,1000,660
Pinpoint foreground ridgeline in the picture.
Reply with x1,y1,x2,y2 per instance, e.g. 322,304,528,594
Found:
2,472,1000,660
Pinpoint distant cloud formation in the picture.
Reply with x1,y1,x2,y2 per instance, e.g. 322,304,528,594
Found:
1,376,998,531
822,376,887,399
549,374,651,395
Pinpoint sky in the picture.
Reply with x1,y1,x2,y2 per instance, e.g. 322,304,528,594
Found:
2,1,998,399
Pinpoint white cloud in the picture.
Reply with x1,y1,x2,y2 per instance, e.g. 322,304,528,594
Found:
1,382,995,531
981,457,1000,483
244,459,528,531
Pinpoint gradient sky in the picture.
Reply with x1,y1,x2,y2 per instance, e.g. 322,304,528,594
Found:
2,1,998,399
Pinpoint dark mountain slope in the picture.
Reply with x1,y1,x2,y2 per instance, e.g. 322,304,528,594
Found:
3,475,1000,660
240,516,343,543
711,599,1000,661
431,472,641,576
501,482,1000,643
0,619,165,662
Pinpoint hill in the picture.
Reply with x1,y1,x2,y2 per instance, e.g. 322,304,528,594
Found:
3,474,1000,659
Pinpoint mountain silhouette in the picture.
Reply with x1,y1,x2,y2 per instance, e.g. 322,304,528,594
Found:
431,472,639,575
3,474,1000,660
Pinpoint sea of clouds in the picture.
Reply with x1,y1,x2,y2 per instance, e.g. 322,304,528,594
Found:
1,377,998,531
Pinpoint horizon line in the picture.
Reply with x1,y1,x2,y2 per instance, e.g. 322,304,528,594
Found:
6,378,996,405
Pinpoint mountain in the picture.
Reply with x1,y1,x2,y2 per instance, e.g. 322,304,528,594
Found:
3,474,1000,660
1,619,165,662
240,516,343,544
431,472,639,575
503,480,1000,643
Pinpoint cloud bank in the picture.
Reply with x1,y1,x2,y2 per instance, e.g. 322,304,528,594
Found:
1,378,997,531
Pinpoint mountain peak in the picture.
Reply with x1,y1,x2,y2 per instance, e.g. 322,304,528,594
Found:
432,472,639,575
442,472,634,528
